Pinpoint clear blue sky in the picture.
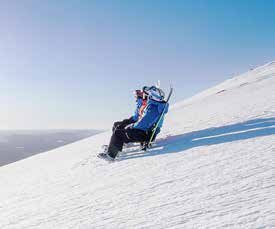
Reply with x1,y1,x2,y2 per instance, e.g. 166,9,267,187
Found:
0,0,274,129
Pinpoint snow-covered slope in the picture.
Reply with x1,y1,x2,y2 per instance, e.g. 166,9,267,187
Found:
0,62,274,229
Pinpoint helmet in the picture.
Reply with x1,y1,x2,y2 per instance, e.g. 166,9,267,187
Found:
143,86,165,101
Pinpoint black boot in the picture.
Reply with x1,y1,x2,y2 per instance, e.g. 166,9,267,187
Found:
107,145,120,159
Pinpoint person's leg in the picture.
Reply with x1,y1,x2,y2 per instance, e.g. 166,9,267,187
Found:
107,128,149,158
124,129,150,151
125,128,149,143
108,129,130,158
112,117,135,132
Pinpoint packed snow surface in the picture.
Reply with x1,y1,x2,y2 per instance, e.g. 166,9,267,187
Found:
0,62,275,228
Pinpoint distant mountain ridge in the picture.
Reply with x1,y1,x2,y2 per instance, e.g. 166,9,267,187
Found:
0,129,101,166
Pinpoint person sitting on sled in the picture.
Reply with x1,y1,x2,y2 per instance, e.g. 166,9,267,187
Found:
99,86,169,161
112,87,149,132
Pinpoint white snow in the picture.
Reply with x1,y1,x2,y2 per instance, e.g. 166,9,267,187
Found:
0,62,275,228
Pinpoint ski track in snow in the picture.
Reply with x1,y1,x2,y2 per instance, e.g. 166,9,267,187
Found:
0,62,275,228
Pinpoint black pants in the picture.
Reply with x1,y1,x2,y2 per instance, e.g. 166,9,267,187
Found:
108,128,151,158
112,117,135,132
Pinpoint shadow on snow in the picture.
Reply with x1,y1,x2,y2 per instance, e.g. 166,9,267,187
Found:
120,117,275,160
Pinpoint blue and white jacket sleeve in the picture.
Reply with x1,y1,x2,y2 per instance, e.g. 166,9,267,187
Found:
132,98,143,122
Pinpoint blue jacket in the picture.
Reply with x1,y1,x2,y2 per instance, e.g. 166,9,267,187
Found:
133,99,169,131
132,98,143,122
